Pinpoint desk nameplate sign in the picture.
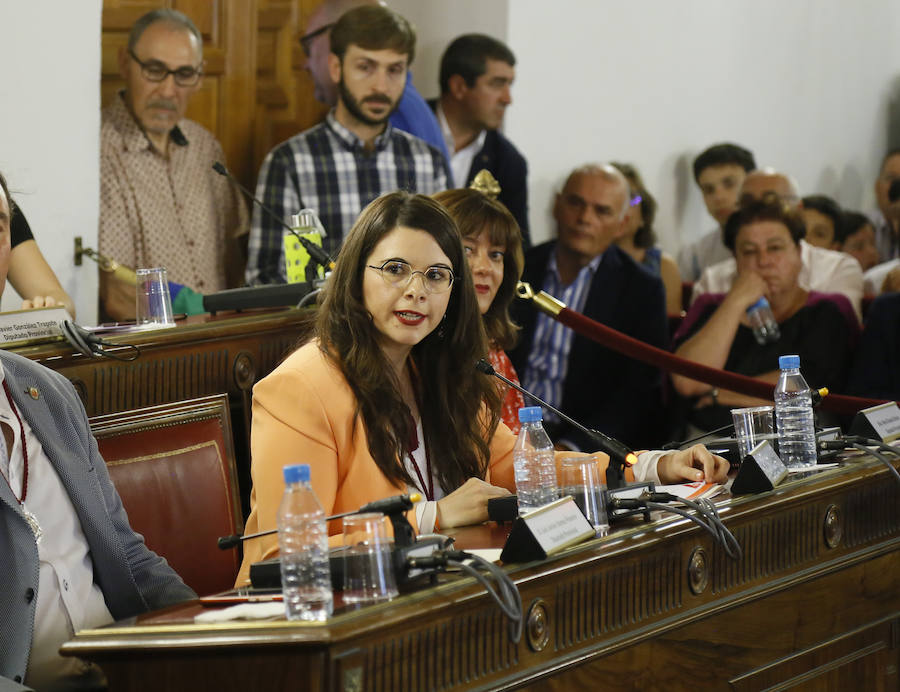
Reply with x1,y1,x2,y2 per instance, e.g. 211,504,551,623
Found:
500,495,596,563
732,439,788,495
850,402,900,443
0,307,69,347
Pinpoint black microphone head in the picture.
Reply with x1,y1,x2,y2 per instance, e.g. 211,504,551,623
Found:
475,358,495,375
212,161,228,176
890,178,900,203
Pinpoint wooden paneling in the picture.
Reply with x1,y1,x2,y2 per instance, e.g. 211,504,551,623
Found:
101,0,325,192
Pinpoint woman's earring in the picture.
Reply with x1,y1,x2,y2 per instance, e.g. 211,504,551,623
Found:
437,314,447,339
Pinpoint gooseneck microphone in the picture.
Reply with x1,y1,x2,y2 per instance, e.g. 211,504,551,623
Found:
217,492,420,550
211,161,335,271
475,359,638,487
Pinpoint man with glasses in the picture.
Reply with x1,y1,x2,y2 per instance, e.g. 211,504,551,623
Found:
508,164,668,451
691,168,864,320
100,8,247,319
247,4,448,285
300,0,448,161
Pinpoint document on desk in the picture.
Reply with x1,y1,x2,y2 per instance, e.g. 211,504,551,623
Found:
654,481,727,501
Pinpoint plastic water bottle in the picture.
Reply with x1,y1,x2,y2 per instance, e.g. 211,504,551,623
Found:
277,464,333,621
774,355,817,468
746,297,780,345
512,407,558,515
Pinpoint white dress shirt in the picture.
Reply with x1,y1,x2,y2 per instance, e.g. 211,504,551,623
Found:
435,102,487,188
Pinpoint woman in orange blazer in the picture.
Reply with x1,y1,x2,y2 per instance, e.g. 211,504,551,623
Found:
237,192,727,586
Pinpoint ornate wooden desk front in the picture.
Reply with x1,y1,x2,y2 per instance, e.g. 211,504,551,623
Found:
62,458,900,691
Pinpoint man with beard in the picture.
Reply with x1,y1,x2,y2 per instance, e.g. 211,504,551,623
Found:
100,9,248,318
246,5,448,285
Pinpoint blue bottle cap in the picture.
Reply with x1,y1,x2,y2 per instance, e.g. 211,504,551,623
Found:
778,354,800,370
747,297,770,313
283,464,310,484
518,406,543,423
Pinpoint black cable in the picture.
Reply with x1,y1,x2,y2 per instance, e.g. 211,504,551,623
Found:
662,422,735,450
91,339,141,361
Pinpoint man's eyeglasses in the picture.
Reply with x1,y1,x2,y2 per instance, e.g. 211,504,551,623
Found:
128,49,203,87
367,260,455,293
299,23,335,57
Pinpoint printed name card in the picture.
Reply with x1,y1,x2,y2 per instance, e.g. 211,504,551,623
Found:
851,402,900,443
500,496,596,563
0,307,69,346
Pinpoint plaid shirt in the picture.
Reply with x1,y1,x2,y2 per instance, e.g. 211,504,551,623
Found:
246,111,449,285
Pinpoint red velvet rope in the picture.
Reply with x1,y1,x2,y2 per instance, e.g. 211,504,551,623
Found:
556,306,891,417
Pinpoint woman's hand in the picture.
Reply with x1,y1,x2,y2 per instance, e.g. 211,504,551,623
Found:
726,269,768,312
21,295,58,310
436,477,511,528
656,444,730,484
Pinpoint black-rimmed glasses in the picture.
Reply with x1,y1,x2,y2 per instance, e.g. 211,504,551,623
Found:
367,260,455,293
299,23,335,57
128,49,203,87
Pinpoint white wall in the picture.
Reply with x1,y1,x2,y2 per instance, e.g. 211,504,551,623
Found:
404,0,900,254
0,1,102,322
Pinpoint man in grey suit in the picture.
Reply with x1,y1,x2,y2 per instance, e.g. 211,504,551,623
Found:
0,172,195,690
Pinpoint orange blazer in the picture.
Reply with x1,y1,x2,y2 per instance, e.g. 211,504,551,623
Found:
235,341,635,586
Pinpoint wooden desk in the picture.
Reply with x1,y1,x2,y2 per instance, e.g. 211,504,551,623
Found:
62,458,900,691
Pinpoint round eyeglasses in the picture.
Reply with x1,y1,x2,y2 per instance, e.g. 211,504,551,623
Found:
367,260,454,294
128,49,203,87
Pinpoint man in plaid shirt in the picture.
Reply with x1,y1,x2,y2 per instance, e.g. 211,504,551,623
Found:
246,4,448,285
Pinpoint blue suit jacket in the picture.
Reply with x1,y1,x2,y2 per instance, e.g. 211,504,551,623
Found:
0,351,195,689
509,242,668,450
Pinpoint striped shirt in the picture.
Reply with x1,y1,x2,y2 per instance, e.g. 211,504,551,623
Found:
246,111,449,285
520,251,603,425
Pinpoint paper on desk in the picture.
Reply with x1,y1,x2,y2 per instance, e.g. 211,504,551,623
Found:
654,481,727,501
194,602,285,623
465,548,502,563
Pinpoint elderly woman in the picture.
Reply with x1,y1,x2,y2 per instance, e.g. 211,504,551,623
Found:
236,191,728,585
672,197,857,431
433,186,526,433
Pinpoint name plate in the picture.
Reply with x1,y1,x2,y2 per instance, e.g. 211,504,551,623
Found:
731,439,788,495
500,496,596,563
850,402,900,443
0,307,69,347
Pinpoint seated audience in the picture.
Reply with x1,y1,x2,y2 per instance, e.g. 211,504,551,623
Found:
508,164,669,450
838,211,880,272
433,177,526,433
100,8,248,319
692,168,864,321
237,191,727,585
868,148,900,262
612,162,683,315
678,143,756,281
0,172,194,691
800,194,842,249
846,292,900,401
672,198,858,431
6,202,75,317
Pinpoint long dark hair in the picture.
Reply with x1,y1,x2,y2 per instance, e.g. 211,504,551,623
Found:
316,191,501,491
433,188,524,351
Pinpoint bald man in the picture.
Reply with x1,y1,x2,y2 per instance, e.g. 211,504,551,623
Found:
508,164,668,450
692,168,864,320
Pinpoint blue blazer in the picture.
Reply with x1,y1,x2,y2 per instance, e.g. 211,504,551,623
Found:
0,351,195,689
509,242,669,450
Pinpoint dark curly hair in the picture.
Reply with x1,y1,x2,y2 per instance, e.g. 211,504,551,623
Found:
724,196,806,251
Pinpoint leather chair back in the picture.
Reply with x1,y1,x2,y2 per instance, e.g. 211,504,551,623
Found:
90,394,243,596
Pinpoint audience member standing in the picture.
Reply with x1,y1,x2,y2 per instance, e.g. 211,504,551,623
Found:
432,35,530,246
509,165,668,450
100,9,248,318
247,5,447,285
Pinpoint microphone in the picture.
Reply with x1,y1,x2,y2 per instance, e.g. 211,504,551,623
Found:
211,162,335,271
475,358,638,487
217,492,421,550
